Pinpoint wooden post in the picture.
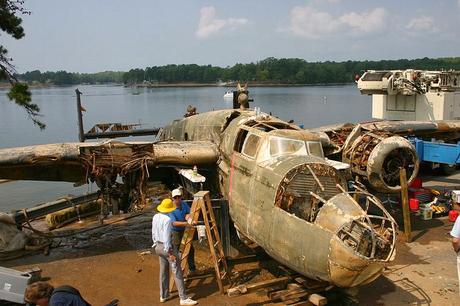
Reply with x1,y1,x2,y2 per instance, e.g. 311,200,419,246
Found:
75,88,85,142
399,168,411,242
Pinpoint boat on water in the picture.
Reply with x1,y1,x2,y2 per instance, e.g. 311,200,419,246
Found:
223,90,233,99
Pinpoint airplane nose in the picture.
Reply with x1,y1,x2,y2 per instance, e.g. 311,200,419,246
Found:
328,236,388,287
313,190,397,287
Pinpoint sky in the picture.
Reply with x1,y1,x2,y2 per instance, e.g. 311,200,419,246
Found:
2,0,460,73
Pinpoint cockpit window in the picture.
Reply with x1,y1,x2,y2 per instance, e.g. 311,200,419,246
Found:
306,141,324,158
242,134,260,158
270,137,307,157
234,129,249,153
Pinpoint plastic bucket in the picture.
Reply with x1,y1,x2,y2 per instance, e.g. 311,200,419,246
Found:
409,177,423,189
421,207,433,220
449,210,459,222
409,198,419,212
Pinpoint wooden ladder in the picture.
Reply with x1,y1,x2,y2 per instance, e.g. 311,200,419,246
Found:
170,190,231,294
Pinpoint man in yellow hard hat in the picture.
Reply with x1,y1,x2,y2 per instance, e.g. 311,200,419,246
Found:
152,198,197,305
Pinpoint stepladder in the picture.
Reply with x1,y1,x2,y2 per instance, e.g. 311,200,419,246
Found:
169,190,231,294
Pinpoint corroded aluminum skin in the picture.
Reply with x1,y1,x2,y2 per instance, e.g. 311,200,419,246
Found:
0,109,396,287
159,110,396,287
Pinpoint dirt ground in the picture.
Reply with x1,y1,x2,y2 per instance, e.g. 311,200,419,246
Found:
2,170,460,305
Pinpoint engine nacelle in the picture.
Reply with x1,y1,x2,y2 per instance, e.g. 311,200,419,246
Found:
342,127,419,193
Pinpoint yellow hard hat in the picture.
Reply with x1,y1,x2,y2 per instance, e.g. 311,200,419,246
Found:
157,198,176,213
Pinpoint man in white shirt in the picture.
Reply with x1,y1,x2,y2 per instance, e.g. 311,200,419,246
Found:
450,215,460,295
152,198,198,305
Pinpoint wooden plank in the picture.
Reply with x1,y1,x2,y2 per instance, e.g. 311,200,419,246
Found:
400,168,412,242
246,276,290,291
269,287,307,301
287,283,302,290
280,290,309,302
282,298,302,305
264,283,289,294
287,301,314,306
308,293,327,306
294,277,328,290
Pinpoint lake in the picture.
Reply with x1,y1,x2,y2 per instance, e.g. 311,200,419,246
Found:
0,84,371,211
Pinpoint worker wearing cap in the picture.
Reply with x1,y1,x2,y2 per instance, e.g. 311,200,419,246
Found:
451,215,460,295
168,188,197,274
152,198,197,305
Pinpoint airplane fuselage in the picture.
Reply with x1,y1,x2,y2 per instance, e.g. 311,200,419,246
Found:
159,109,396,287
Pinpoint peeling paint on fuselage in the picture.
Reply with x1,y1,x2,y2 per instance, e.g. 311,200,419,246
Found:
159,110,397,287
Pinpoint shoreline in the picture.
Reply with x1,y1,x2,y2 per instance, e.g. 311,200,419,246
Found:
0,81,354,90
132,81,354,88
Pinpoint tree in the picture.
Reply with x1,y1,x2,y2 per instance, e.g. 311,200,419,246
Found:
0,0,45,129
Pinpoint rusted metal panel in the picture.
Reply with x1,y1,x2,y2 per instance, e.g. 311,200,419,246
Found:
308,122,420,193
0,108,399,288
0,141,219,182
328,238,384,287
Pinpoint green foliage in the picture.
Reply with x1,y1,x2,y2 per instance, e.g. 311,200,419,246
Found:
14,57,460,88
0,0,45,129
121,57,460,85
7,82,44,129
0,0,27,39
21,70,125,85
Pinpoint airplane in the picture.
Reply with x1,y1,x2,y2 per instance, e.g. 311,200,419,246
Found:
0,91,400,288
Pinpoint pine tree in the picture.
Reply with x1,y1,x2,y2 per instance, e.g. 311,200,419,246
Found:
0,0,45,129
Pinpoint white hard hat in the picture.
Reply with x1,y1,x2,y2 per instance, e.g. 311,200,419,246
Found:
172,188,182,198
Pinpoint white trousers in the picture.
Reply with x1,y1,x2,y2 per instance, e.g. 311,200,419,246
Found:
457,254,460,295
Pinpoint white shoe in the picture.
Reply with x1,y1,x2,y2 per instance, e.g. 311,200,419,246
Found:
180,297,198,305
160,295,171,303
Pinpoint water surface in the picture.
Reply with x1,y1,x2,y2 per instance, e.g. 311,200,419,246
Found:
0,85,371,211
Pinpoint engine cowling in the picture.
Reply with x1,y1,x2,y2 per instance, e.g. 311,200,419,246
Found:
342,130,419,193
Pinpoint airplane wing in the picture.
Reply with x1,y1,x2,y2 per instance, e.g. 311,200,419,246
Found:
360,120,460,141
0,140,219,184
312,120,460,139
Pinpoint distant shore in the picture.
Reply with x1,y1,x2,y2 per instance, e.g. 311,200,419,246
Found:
132,81,353,88
0,81,354,90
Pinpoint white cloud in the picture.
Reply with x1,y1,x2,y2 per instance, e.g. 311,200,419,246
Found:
406,16,436,32
288,6,340,39
313,0,342,3
339,8,386,34
196,6,248,39
287,6,386,39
